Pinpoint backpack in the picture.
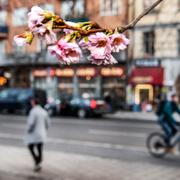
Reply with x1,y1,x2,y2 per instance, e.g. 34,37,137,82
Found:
156,100,167,116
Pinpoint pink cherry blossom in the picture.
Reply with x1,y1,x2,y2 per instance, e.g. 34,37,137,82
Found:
32,25,46,36
79,32,114,65
14,36,27,46
110,33,129,52
45,30,57,44
14,32,33,46
48,39,81,64
89,47,117,65
28,6,44,30
79,38,89,50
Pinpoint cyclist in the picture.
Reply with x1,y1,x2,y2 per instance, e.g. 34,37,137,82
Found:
159,93,180,150
156,94,168,135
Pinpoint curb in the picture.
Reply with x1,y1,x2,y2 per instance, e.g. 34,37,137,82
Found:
103,113,157,122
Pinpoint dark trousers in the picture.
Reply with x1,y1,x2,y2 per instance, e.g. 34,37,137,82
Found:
158,115,177,146
28,143,43,165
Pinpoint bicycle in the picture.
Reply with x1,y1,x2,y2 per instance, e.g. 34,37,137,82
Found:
147,127,180,158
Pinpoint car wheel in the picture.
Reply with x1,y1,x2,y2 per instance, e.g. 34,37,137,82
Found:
78,109,86,119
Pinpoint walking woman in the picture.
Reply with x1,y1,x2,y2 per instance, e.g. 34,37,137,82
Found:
25,97,50,172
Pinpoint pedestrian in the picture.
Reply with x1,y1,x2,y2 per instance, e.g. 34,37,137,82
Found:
25,97,50,172
157,93,180,152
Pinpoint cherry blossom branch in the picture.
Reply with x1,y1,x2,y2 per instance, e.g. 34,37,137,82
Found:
52,0,165,35
118,0,165,33
13,0,166,65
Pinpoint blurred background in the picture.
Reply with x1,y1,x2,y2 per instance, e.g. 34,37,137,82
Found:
0,0,179,114
0,1,180,180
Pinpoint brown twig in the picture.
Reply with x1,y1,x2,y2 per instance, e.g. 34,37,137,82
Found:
118,0,166,33
53,0,165,36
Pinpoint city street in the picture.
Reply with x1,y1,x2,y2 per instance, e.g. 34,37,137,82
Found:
1,114,180,180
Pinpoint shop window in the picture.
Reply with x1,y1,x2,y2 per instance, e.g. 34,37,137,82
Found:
61,0,85,19
135,84,153,105
100,0,121,16
143,31,155,57
0,10,7,25
13,7,28,26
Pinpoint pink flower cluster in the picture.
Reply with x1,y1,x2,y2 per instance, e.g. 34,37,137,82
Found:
48,32,129,65
13,6,130,65
48,39,81,65
79,32,129,65
14,6,57,46
14,31,33,46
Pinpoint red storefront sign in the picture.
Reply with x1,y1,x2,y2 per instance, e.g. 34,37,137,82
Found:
130,67,164,85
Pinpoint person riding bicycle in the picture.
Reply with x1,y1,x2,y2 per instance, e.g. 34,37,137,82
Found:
158,93,180,148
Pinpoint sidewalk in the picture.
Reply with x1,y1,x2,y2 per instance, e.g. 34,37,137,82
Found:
104,111,157,121
1,145,180,180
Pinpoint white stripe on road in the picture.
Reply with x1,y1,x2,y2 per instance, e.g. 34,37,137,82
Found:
1,123,150,138
52,119,158,129
1,123,25,129
0,132,146,153
88,129,146,138
1,120,159,130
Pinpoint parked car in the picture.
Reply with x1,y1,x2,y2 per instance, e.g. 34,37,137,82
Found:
0,88,47,115
46,95,110,118
70,97,110,118
45,98,61,116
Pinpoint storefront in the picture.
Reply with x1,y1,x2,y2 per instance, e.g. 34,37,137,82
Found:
32,65,126,109
0,70,12,88
129,66,164,111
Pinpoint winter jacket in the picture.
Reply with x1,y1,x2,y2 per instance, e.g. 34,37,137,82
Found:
163,102,180,125
24,105,50,145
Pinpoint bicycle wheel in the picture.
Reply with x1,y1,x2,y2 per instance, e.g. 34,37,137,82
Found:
146,132,167,158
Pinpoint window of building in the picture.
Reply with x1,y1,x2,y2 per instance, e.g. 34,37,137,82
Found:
40,3,54,12
0,0,8,10
61,0,85,19
178,0,180,10
100,0,121,16
0,10,7,25
0,40,5,56
13,7,28,26
143,31,155,56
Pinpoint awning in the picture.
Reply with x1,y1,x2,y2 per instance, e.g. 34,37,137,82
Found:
129,67,164,85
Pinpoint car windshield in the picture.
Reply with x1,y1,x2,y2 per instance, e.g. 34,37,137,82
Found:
17,89,32,101
0,89,32,101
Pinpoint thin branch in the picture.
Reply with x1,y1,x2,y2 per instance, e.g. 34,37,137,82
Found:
15,0,167,44
118,0,166,33
53,0,166,35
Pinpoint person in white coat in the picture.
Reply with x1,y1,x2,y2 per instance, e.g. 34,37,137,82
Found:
25,98,50,172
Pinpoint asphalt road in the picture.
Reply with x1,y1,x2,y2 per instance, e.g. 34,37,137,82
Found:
0,114,180,167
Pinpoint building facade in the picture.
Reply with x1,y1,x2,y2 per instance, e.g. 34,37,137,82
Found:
128,0,180,109
0,0,129,109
